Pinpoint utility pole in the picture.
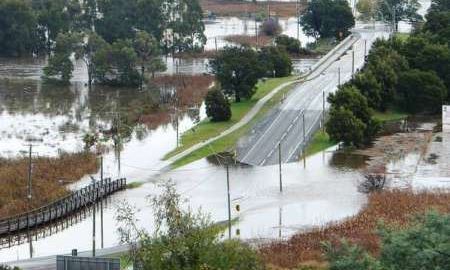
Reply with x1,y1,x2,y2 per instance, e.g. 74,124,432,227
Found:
100,156,104,249
352,50,355,76
338,67,341,86
364,40,367,57
215,37,218,52
91,177,96,257
27,144,32,202
322,91,326,131
278,143,283,193
226,164,231,239
296,0,300,40
302,112,306,142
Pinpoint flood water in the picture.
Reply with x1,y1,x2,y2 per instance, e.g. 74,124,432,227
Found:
0,5,439,261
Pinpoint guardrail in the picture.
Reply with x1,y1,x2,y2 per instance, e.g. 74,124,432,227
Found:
0,178,126,236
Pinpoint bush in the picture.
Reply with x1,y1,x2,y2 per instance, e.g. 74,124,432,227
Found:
205,88,232,122
326,107,366,146
260,17,281,36
258,46,293,77
116,181,263,270
325,211,450,270
275,35,302,54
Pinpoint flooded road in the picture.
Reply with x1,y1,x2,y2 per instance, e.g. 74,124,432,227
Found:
1,147,370,261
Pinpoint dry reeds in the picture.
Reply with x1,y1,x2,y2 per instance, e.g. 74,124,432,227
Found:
0,152,98,219
224,34,274,47
260,190,450,269
200,0,303,18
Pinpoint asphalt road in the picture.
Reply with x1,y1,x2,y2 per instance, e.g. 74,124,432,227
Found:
237,24,390,166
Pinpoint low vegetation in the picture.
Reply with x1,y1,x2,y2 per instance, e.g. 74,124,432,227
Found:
0,152,98,218
304,130,336,157
117,181,264,270
260,190,450,269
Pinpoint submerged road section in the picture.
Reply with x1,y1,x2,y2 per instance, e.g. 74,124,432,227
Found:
237,24,390,166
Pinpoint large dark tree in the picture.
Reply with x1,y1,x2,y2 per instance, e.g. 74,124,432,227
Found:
205,88,232,122
210,46,261,102
0,0,39,56
396,69,447,114
326,107,366,146
301,0,355,39
258,47,293,78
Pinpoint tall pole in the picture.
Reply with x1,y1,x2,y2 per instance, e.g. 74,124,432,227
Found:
278,143,283,193
296,0,300,40
338,67,341,86
100,157,104,249
27,144,32,202
215,37,218,52
226,164,231,239
352,50,355,76
92,177,96,257
322,91,326,131
364,40,367,57
302,112,306,142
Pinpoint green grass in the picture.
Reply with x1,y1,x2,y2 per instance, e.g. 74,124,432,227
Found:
373,109,408,122
395,32,411,41
126,181,144,189
164,76,297,160
170,82,296,168
304,130,336,157
308,38,337,55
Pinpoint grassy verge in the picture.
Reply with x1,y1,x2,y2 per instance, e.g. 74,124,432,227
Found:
395,32,411,41
373,109,408,122
304,131,336,157
164,76,297,161
170,82,297,168
308,38,337,55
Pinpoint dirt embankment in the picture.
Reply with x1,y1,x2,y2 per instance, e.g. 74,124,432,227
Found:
0,152,98,219
200,0,304,18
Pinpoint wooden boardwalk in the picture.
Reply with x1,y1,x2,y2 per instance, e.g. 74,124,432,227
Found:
0,178,126,237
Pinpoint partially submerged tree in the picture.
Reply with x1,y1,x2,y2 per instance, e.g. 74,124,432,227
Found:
210,46,261,102
301,0,355,39
134,31,165,89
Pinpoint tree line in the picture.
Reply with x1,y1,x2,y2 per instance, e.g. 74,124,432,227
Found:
205,43,294,122
0,0,205,86
326,0,450,146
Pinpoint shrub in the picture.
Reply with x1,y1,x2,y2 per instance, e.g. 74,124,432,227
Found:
258,46,293,77
275,35,302,54
205,88,232,122
260,17,281,36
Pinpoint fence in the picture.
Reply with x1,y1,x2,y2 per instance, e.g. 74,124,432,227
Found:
57,256,120,270
0,178,126,236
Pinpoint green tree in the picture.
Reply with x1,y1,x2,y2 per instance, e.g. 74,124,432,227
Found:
95,0,138,43
356,0,377,21
210,46,261,102
134,31,165,89
32,0,79,53
351,71,383,110
43,33,77,83
328,85,372,123
301,0,355,39
401,35,450,91
423,11,450,43
326,107,366,146
116,181,264,270
377,0,422,31
260,17,282,36
74,32,109,86
258,46,293,78
205,88,232,122
324,240,381,270
396,69,447,114
168,0,206,53
0,0,38,56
